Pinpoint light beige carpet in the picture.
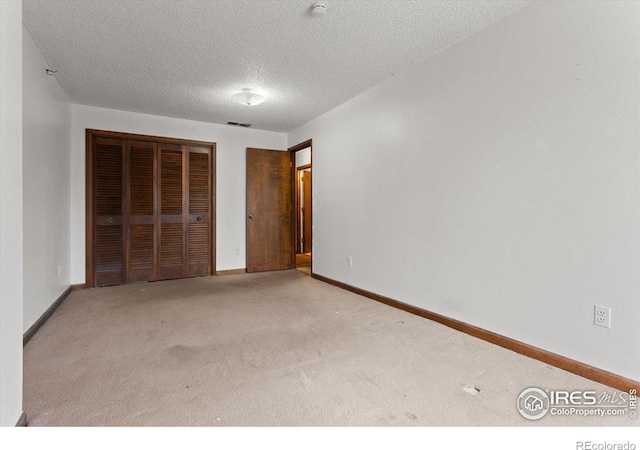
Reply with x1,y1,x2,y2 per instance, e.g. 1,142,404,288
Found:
23,271,632,426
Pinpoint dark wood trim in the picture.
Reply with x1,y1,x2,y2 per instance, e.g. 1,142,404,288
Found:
295,168,302,254
295,161,313,253
23,286,72,346
86,129,216,147
288,140,313,274
210,144,217,277
86,130,216,287
215,268,247,276
71,283,89,290
16,412,27,427
311,273,639,392
288,139,312,154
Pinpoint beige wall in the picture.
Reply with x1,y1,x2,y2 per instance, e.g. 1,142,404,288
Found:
0,0,24,427
288,1,640,380
22,26,72,333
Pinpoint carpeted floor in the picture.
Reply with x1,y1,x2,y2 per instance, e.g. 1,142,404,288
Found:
23,271,632,426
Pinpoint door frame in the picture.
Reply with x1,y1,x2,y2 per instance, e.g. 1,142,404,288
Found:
85,129,216,288
288,139,313,274
295,164,311,253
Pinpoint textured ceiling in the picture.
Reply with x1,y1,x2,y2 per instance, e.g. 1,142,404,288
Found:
23,1,530,132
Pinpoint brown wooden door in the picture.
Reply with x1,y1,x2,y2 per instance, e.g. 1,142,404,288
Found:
302,170,312,253
89,130,215,287
186,147,213,277
158,143,184,280
94,137,125,286
126,140,158,283
154,144,213,280
246,148,294,272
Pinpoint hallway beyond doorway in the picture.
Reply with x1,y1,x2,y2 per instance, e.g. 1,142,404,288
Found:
296,253,311,275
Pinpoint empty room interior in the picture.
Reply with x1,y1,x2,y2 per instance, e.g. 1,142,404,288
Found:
1,0,639,435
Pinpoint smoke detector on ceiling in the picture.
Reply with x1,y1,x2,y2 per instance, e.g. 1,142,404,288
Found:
311,2,327,17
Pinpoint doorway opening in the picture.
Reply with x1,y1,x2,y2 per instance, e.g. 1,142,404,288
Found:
289,141,312,275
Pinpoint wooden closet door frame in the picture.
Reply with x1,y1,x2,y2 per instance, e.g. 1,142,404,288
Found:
288,139,313,274
86,129,216,288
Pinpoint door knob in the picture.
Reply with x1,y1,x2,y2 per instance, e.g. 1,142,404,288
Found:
248,214,253,219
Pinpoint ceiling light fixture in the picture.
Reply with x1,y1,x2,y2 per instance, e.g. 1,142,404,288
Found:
232,88,265,106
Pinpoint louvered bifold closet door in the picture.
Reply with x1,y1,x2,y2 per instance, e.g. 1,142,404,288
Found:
94,138,125,286
187,146,212,277
126,140,158,283
158,144,185,280
90,131,214,287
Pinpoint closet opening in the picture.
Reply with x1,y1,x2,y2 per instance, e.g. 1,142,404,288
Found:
85,129,215,288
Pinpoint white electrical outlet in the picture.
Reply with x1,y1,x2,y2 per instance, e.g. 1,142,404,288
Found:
57,265,61,277
594,305,611,329
347,256,353,267
236,248,240,256
318,195,322,205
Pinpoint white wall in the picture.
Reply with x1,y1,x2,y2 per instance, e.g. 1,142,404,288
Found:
0,0,24,426
295,147,311,168
70,105,287,282
288,1,640,381
22,27,71,332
